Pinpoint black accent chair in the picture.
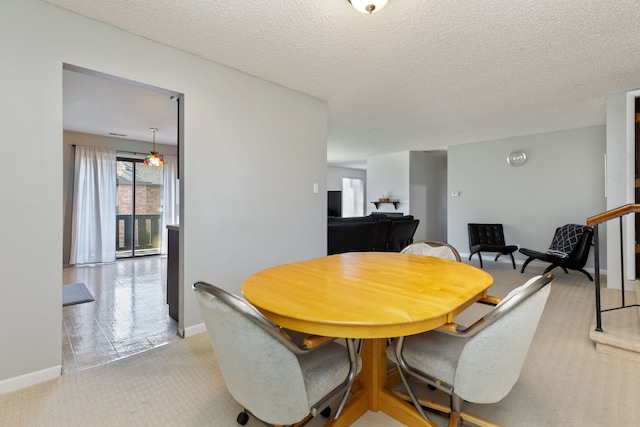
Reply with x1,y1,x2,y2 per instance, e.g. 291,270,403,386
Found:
519,224,594,281
468,223,518,269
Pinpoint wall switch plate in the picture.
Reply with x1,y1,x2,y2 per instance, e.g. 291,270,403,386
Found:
313,183,319,193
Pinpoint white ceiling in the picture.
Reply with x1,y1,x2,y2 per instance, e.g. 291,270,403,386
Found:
52,0,640,168
63,67,179,145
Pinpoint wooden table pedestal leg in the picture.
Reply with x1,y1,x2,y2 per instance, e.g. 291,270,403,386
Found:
327,339,437,427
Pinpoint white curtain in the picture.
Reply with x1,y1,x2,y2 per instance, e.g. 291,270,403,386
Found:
69,146,117,265
342,177,364,217
160,155,179,254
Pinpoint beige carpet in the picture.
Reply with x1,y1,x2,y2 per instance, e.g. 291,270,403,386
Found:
1,262,639,426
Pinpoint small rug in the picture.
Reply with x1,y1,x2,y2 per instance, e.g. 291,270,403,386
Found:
63,283,95,307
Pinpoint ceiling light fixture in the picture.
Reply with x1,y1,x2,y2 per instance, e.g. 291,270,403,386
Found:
348,0,388,14
144,127,164,167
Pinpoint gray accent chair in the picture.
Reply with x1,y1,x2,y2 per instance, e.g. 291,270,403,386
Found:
387,274,553,427
401,240,462,262
193,281,360,426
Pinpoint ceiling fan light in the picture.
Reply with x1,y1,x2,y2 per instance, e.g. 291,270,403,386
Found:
349,0,388,14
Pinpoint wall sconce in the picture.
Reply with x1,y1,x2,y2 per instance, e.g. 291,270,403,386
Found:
507,151,527,167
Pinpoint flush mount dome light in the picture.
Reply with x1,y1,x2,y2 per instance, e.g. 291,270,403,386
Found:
349,0,388,14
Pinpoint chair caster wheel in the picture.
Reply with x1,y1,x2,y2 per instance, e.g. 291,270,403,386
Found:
320,406,332,418
237,411,249,425
428,384,437,391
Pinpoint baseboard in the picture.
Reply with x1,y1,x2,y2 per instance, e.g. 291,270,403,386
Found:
461,252,607,276
0,365,61,395
184,322,206,338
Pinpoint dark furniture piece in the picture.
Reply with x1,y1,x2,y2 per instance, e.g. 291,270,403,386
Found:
468,223,518,269
519,224,594,281
327,214,419,255
384,219,420,252
327,190,342,217
327,222,379,255
167,225,179,321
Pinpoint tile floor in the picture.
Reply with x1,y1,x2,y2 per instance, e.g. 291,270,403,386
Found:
61,256,180,375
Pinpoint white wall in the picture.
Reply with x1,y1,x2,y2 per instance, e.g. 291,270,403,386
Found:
367,152,410,215
327,166,366,191
327,165,366,217
410,151,448,242
448,126,606,270
0,0,327,392
366,151,448,242
409,152,429,241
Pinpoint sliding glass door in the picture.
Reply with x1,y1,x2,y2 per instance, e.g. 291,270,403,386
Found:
116,159,163,258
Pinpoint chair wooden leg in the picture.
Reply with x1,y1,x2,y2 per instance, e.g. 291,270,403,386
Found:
459,411,504,427
447,411,461,427
290,412,314,426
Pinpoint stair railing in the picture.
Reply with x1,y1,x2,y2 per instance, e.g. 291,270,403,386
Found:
586,204,640,332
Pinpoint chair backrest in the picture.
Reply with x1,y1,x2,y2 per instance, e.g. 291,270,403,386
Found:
548,224,593,262
454,274,552,404
569,227,594,266
193,282,312,424
385,219,420,252
327,221,379,255
468,223,507,248
373,219,392,251
401,240,461,262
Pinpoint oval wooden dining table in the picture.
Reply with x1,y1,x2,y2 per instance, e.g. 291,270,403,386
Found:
242,251,494,427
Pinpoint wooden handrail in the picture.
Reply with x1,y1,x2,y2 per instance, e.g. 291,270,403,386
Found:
586,203,640,334
586,204,640,226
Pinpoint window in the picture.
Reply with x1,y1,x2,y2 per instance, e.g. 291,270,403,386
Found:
116,158,164,257
342,177,364,217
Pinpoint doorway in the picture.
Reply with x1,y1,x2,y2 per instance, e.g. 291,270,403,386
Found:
63,64,183,372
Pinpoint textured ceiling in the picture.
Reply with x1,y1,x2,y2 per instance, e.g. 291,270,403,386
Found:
47,0,640,167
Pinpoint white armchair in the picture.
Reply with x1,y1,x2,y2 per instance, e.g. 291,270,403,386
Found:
193,281,360,426
387,274,553,427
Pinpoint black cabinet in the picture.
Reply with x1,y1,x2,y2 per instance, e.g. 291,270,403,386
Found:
328,190,342,217
167,225,179,321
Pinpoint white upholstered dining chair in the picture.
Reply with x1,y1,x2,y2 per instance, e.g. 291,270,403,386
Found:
401,240,462,262
193,281,360,426
387,273,553,427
